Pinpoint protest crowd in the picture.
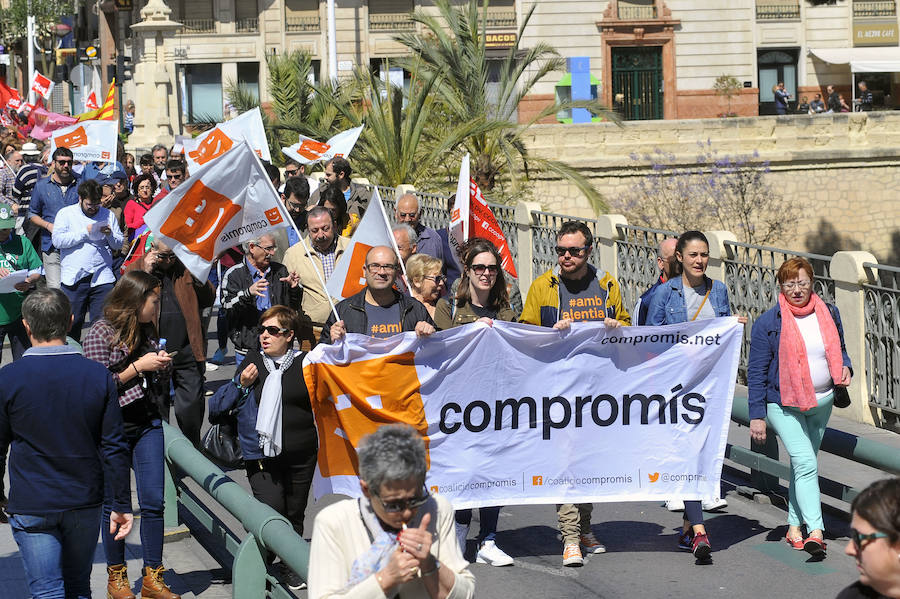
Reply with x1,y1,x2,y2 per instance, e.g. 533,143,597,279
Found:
0,101,897,599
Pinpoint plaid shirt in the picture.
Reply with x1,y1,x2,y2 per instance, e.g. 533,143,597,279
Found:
83,319,169,407
317,238,338,280
0,166,16,206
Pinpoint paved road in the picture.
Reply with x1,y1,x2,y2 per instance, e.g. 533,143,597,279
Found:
2,332,898,598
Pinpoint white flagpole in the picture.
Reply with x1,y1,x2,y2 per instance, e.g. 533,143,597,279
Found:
373,188,409,282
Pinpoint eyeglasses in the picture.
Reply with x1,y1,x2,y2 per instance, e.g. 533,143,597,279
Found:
373,486,431,513
424,274,447,284
167,173,183,180
397,211,417,219
365,263,398,273
470,264,499,276
555,245,590,257
155,252,176,261
55,159,73,166
256,244,277,254
850,528,889,551
260,325,291,336
285,169,299,176
781,280,812,291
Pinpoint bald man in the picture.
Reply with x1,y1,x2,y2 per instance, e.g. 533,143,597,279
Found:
394,193,444,262
635,237,678,326
322,245,435,344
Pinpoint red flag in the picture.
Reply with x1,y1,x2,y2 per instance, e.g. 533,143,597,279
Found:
0,80,19,109
468,179,518,278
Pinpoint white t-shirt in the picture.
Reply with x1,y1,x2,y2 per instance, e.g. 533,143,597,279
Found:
795,312,834,398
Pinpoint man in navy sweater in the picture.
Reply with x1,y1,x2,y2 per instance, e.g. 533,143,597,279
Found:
0,287,133,598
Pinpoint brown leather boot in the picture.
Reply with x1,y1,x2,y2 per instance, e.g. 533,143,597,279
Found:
106,564,136,599
139,565,181,599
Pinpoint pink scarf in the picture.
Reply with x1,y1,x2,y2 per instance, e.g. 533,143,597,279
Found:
778,293,843,411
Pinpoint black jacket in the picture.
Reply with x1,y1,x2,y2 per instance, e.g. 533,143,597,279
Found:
221,259,302,352
321,287,435,344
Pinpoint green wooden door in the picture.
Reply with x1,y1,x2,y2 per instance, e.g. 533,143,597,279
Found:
612,46,663,120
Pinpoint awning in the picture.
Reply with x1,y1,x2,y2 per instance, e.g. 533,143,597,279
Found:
809,47,900,72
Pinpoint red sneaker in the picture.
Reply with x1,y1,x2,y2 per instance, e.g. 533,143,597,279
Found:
692,533,712,559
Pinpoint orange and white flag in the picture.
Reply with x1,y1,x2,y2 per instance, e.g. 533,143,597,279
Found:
281,125,363,165
325,188,397,301
182,107,271,173
49,120,117,163
143,141,290,281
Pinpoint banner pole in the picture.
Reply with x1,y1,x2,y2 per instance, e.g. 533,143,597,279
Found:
373,188,408,282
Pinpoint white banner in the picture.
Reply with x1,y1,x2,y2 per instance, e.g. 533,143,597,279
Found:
144,141,290,281
183,107,271,173
49,120,117,163
302,318,743,509
281,125,364,165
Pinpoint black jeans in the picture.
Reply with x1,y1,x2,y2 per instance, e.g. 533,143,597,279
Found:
165,358,206,447
0,318,30,363
246,452,316,537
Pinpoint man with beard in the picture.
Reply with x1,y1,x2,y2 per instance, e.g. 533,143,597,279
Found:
136,237,215,446
29,148,81,289
51,180,123,342
282,175,310,246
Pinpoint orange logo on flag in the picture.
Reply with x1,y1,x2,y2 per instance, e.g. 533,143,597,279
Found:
101,151,110,159
264,207,283,225
296,139,330,161
304,352,430,477
54,126,88,148
430,485,439,494
188,129,233,166
451,208,460,221
341,242,373,298
159,180,241,261
532,475,543,486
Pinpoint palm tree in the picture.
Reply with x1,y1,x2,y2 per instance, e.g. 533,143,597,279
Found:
394,0,617,210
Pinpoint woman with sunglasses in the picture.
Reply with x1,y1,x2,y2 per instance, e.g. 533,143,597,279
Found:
210,305,317,590
748,257,852,558
83,271,180,598
309,424,474,599
647,230,746,560
837,478,900,599
407,254,445,320
124,173,157,241
433,239,516,566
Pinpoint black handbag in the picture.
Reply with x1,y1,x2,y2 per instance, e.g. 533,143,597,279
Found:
833,385,851,409
202,389,248,470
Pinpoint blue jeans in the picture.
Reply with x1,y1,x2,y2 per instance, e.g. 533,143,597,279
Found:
102,420,164,568
767,391,834,532
9,506,102,599
455,507,501,543
61,276,114,343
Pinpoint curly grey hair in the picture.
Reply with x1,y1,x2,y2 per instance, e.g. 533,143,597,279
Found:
357,424,427,492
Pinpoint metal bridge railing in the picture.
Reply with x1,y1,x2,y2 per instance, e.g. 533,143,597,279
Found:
615,224,678,310
863,262,900,418
163,422,309,598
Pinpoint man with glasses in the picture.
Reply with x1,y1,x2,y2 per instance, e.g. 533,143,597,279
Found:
282,175,310,246
51,180,123,342
222,233,305,360
134,237,214,446
283,159,304,180
394,193,443,263
520,220,631,567
29,147,81,289
392,223,418,295
322,245,435,344
158,159,186,196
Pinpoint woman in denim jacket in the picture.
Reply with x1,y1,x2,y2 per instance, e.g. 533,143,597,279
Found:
647,230,746,560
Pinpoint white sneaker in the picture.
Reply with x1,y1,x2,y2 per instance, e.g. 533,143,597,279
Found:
455,523,468,555
702,497,728,511
475,539,514,566
205,361,219,371
665,499,685,511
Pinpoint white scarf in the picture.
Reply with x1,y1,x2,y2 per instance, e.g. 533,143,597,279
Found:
255,349,298,457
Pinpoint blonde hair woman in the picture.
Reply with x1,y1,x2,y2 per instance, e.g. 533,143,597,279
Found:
406,253,445,319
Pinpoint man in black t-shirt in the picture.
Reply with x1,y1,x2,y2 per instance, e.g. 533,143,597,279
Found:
323,245,435,343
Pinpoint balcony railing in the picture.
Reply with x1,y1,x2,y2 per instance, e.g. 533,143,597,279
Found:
236,17,259,33
485,9,516,27
178,18,216,34
617,4,658,20
369,12,416,31
286,15,321,32
756,3,801,19
854,0,897,17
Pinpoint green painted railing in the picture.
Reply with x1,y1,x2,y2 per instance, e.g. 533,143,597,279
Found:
162,422,310,598
727,392,900,503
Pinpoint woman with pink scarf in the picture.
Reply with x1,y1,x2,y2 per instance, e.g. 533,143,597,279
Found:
748,257,852,559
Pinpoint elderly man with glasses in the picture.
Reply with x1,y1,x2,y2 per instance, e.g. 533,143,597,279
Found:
322,245,435,344
221,233,306,361
131,237,215,447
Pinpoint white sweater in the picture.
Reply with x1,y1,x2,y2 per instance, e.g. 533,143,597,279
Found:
308,494,475,599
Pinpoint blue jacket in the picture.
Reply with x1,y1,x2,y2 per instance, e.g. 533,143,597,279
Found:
29,173,81,252
208,377,263,462
747,303,852,420
646,276,732,325
635,276,664,326
0,345,131,514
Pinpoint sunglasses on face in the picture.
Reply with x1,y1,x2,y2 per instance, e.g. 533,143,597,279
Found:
555,245,589,258
424,274,447,284
373,486,431,513
285,169,299,176
260,325,291,336
155,252,176,261
850,528,889,551
470,264,499,275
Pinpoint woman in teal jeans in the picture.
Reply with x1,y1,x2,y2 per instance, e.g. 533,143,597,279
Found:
748,257,851,558
648,230,746,560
